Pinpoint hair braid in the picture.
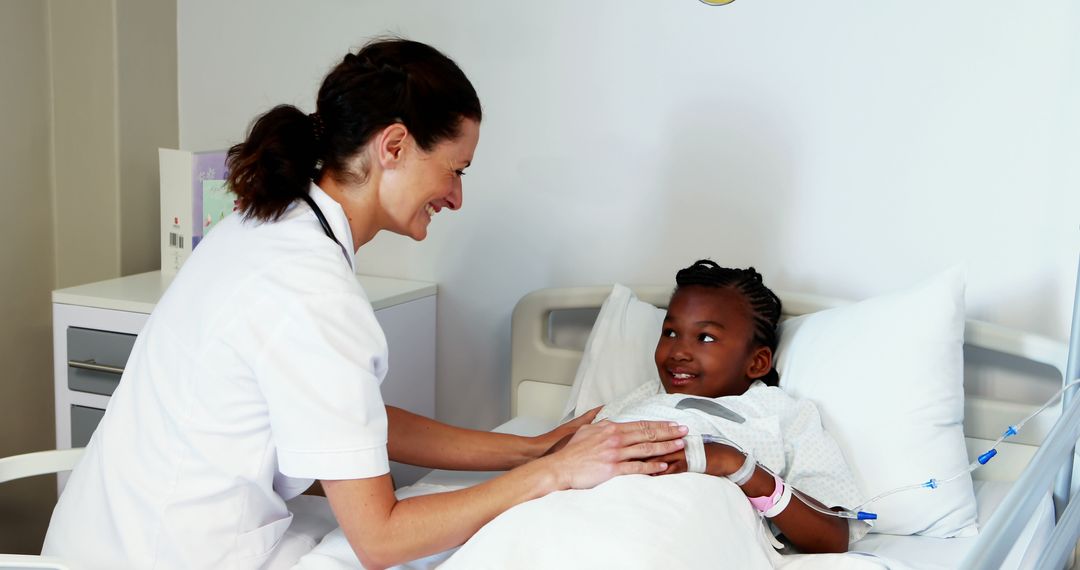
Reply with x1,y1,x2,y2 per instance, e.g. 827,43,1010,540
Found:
673,259,783,386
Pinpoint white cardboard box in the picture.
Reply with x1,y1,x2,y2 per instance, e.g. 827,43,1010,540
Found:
158,148,229,275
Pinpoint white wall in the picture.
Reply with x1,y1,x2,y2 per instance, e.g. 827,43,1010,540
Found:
179,0,1080,429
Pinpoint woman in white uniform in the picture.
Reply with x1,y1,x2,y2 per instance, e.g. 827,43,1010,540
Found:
42,39,687,569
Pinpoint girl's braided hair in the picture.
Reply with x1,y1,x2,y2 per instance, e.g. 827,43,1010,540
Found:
674,259,783,386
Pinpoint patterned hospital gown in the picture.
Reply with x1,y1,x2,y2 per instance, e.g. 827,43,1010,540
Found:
596,380,871,542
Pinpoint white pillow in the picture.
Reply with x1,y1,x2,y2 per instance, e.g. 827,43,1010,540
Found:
776,268,976,537
562,284,665,418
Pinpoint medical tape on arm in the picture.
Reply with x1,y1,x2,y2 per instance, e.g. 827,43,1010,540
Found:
727,452,756,486
684,435,708,473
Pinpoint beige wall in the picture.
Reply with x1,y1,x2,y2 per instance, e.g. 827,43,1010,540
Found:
50,1,122,288
51,0,177,288
0,0,177,554
0,1,59,554
117,0,179,276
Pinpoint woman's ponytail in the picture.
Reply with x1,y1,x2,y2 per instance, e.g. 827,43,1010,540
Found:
226,38,481,223
226,105,320,222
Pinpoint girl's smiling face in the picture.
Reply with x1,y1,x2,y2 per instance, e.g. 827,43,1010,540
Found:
654,286,773,398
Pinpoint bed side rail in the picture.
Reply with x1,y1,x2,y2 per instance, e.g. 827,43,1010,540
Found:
962,257,1080,570
959,390,1080,569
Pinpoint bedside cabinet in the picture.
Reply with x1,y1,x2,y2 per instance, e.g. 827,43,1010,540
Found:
53,270,436,489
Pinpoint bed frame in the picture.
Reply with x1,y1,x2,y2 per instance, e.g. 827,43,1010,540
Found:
508,265,1080,569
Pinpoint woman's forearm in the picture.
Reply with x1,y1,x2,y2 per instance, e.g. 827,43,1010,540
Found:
324,456,561,569
385,406,545,471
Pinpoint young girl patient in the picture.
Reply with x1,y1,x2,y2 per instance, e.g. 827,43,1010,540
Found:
594,259,867,554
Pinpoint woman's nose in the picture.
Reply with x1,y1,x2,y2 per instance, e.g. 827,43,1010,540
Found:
446,182,462,211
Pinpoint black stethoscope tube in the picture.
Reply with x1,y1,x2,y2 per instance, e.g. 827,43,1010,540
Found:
300,194,352,268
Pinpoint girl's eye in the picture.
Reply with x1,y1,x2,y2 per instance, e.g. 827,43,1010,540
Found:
662,329,676,338
699,334,715,343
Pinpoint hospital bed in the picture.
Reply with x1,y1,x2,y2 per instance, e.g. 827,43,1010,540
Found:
496,282,1078,569
294,272,1080,569
3,267,1079,569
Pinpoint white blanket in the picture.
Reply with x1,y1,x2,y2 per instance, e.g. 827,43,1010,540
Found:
440,473,901,570
294,478,914,570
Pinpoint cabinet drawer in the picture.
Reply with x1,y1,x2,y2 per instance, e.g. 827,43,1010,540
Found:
67,327,136,396
71,405,105,448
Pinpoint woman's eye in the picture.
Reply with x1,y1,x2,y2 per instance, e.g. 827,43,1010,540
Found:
454,169,466,177
700,334,715,343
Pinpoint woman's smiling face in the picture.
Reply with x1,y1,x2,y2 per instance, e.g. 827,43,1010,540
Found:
379,118,479,241
654,286,768,398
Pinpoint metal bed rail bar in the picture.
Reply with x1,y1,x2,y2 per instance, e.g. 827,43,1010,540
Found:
1057,258,1080,517
962,254,1080,569
959,392,1080,569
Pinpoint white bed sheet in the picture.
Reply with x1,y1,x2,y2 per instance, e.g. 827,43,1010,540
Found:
852,480,1054,570
287,416,1055,570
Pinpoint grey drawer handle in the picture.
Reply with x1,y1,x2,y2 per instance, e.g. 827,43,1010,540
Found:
68,359,124,376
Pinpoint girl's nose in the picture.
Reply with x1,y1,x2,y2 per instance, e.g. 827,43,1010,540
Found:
670,343,692,361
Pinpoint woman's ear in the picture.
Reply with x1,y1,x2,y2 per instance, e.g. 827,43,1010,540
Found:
374,123,410,168
746,346,773,381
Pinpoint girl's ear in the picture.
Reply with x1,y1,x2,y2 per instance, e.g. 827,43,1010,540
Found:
746,346,773,380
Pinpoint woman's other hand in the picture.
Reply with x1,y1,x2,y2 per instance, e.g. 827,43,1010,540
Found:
535,406,601,457
544,420,688,490
652,448,688,475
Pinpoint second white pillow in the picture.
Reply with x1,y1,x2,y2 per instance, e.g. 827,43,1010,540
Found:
562,284,665,418
775,268,977,537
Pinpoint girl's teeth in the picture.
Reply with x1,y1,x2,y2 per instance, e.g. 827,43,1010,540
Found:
673,373,694,379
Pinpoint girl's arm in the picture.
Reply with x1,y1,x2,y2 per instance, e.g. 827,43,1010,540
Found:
705,444,849,553
385,405,600,471
654,444,849,553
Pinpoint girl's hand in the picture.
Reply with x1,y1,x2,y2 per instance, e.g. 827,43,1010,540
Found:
653,442,746,477
545,420,688,490
703,442,749,477
533,407,602,457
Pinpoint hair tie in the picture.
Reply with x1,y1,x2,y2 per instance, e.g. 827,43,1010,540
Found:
309,112,325,142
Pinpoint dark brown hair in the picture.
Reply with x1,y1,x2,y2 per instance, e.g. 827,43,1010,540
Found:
227,38,482,221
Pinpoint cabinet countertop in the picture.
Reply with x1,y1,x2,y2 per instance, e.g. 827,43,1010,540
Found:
53,270,437,314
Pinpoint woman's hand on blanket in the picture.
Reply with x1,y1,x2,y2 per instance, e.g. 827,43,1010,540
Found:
546,420,688,490
536,407,602,457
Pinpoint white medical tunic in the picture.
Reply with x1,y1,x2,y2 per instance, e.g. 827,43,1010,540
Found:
43,184,390,568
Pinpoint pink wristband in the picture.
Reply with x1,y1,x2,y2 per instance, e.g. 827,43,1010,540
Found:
748,474,784,514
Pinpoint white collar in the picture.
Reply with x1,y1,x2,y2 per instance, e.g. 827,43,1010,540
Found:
306,181,356,271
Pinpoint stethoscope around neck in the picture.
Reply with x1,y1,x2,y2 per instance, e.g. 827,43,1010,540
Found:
300,193,353,269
